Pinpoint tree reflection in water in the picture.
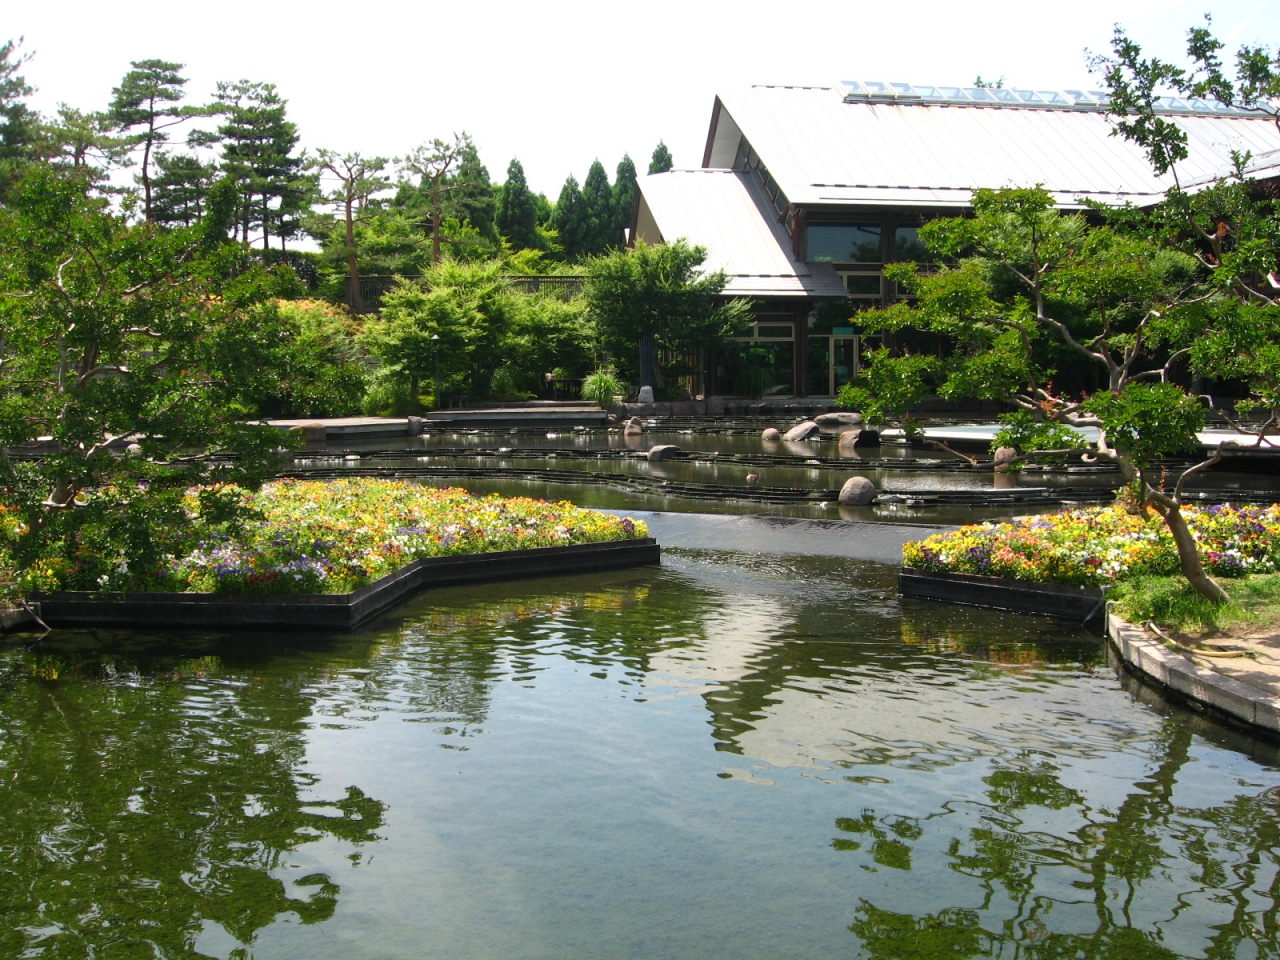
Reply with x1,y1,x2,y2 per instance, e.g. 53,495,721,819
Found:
838,721,1280,959
0,646,385,957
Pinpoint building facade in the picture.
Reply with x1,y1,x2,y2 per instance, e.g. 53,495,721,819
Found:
633,82,1280,398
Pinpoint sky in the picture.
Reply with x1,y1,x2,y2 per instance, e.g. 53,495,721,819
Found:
9,0,1280,199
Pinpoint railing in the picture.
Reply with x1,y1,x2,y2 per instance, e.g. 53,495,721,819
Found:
346,274,585,313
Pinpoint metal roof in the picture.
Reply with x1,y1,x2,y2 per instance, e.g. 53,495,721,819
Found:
634,169,847,299
840,80,1261,117
708,85,1280,208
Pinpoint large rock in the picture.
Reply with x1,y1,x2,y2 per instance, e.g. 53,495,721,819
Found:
761,427,781,441
839,428,880,449
623,417,645,436
647,444,681,462
815,411,862,430
838,476,878,505
407,416,423,436
637,385,655,403
993,445,1019,473
288,422,327,448
783,420,821,441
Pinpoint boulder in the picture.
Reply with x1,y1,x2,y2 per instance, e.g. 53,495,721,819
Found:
288,422,327,447
407,415,423,436
606,413,620,425
637,385,655,403
705,396,725,417
993,445,1019,473
815,411,862,430
691,400,706,417
783,420,821,441
838,428,880,449
838,476,878,505
623,417,645,436
647,444,681,462
673,401,694,416
761,427,781,441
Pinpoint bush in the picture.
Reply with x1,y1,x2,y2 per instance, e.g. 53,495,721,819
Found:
581,368,623,409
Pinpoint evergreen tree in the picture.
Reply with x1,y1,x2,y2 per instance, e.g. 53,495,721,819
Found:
151,150,217,228
612,153,637,247
447,136,497,242
0,38,36,193
496,158,540,250
580,159,614,255
44,106,129,172
648,140,673,174
212,80,309,249
109,59,197,221
550,174,587,259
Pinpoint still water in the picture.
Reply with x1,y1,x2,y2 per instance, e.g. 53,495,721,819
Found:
3,532,1279,958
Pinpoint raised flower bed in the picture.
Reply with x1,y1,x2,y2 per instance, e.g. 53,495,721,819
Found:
899,504,1280,620
25,479,658,630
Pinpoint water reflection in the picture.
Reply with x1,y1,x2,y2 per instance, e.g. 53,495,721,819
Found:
1,548,1278,958
0,645,385,957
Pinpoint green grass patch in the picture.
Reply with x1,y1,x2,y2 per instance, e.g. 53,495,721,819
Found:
1111,573,1280,636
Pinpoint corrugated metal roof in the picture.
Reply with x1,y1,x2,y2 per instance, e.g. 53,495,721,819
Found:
634,169,847,299
714,85,1280,208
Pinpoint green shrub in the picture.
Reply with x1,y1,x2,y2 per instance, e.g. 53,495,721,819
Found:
581,368,624,409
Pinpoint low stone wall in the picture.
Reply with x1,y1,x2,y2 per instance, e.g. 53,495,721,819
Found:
898,568,1106,622
1108,610,1280,735
32,538,660,631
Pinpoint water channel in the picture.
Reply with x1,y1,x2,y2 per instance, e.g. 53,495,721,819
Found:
3,424,1279,958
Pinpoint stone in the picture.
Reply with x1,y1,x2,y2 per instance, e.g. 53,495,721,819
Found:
623,417,645,436
705,396,725,417
647,444,681,462
783,420,820,441
993,445,1019,473
815,411,862,429
761,427,781,441
637,385,655,403
407,416,423,436
838,476,878,505
606,413,620,425
654,402,673,417
673,401,694,416
838,428,880,449
288,422,327,447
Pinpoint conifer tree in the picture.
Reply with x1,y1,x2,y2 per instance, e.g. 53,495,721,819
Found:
109,59,198,220
612,153,637,247
447,136,497,242
648,140,673,174
550,174,587,259
212,80,309,249
151,150,217,227
497,157,540,250
0,38,36,194
580,159,614,255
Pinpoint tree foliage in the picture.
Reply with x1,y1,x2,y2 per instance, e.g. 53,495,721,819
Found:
648,140,673,175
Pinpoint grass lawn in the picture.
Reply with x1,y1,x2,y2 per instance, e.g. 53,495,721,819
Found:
14,479,648,596
1111,574,1280,637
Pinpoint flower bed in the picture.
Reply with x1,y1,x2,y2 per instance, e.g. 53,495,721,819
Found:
903,504,1280,587
24,479,648,596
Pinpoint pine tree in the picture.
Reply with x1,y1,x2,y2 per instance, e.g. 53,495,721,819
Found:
109,59,197,220
550,174,587,259
648,140,673,174
612,154,637,247
497,158,540,250
447,136,497,242
0,38,36,194
580,159,614,255
150,150,217,227
212,80,308,249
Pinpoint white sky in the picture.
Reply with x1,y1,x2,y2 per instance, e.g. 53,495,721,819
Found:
10,0,1280,198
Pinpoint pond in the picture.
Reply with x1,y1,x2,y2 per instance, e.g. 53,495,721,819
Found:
3,516,1279,959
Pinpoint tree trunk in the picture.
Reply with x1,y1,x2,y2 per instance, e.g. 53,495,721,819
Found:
431,179,442,265
409,373,421,414
1147,486,1228,603
345,193,363,314
638,336,655,390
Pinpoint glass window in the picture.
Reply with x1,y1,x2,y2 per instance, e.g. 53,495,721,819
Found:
718,341,794,398
992,89,1020,104
915,85,942,99
863,81,889,95
843,273,881,297
890,83,916,96
894,225,930,261
1014,90,1043,104
1038,91,1069,105
965,88,997,102
808,224,882,263
939,87,969,100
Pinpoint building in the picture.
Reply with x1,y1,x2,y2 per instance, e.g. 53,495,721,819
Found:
632,82,1280,399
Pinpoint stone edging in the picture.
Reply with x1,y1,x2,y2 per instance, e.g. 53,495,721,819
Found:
898,568,1106,621
1107,608,1280,734
29,538,660,632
